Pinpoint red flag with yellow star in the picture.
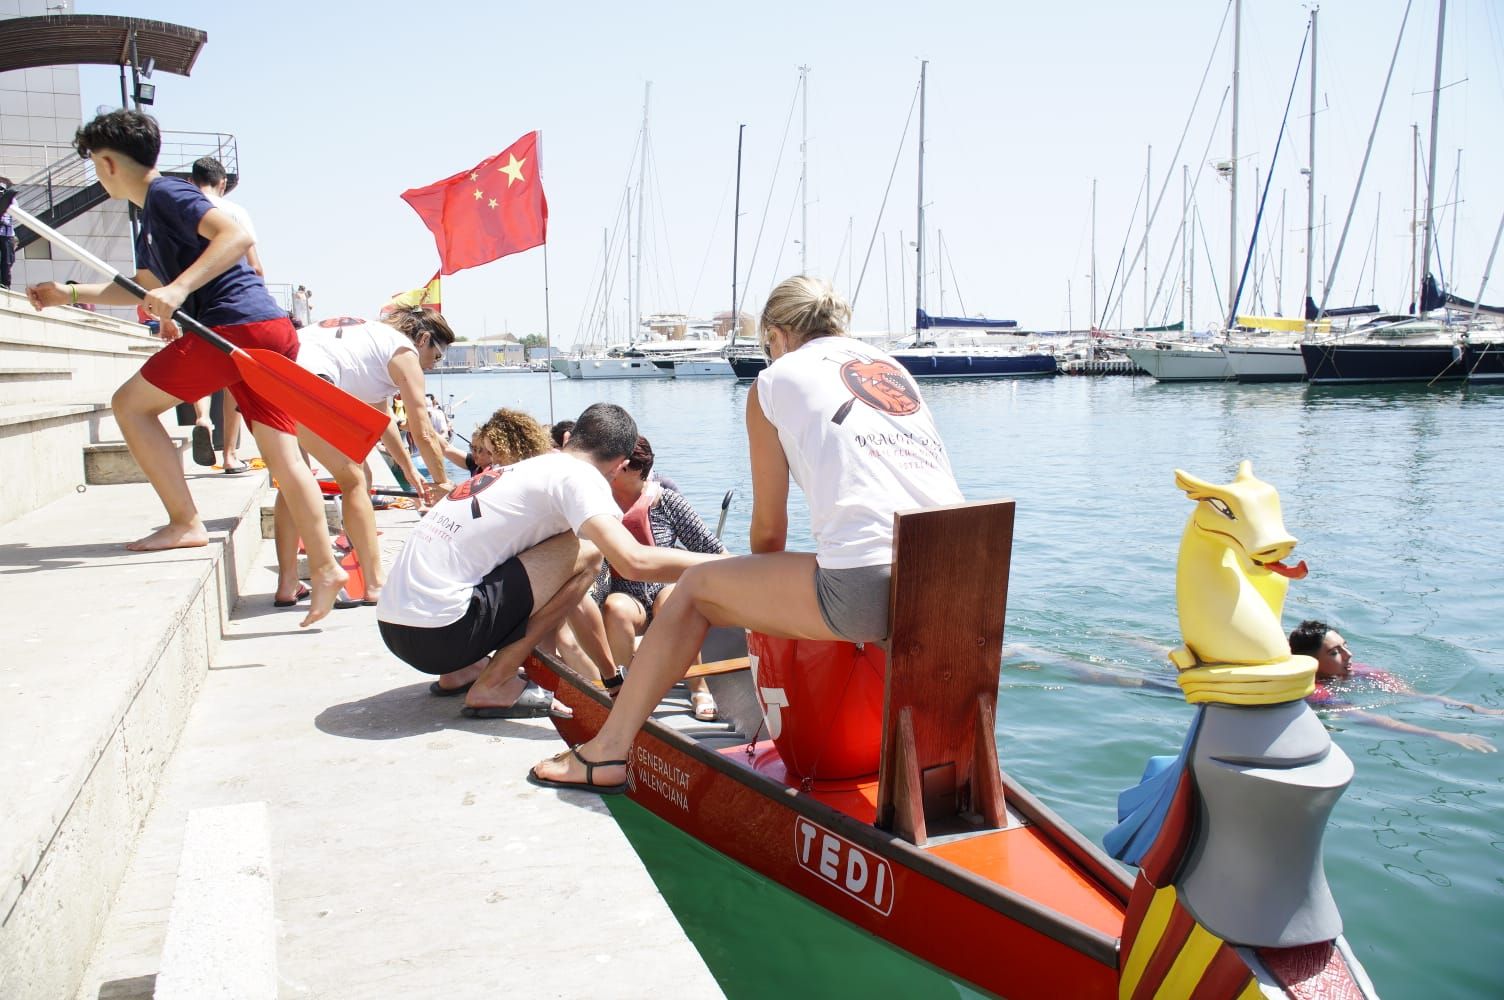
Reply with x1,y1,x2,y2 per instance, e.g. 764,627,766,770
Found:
401,131,548,275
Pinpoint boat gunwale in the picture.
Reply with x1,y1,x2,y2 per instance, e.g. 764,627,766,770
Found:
532,647,1130,970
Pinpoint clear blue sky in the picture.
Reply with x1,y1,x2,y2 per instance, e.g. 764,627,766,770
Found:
80,1,1504,343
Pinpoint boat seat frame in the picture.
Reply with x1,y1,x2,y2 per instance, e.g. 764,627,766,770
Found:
876,499,1014,846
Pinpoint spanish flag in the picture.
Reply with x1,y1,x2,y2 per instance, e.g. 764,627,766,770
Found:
384,272,442,314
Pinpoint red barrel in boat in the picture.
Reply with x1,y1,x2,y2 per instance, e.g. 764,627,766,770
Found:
746,632,886,781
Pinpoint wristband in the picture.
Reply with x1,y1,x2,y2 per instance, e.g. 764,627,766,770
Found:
68,284,78,306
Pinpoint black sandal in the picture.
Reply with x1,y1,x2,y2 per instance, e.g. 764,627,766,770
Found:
526,746,628,795
603,669,626,700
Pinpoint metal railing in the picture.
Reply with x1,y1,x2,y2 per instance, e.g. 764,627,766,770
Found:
9,131,238,248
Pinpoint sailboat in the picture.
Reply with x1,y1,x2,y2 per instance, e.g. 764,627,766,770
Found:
889,64,1055,380
1299,0,1479,385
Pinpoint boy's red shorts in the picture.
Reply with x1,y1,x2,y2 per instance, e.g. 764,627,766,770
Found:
139,316,300,435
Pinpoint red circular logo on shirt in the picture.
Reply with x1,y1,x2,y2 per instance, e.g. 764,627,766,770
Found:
316,316,367,329
839,359,920,416
447,466,504,501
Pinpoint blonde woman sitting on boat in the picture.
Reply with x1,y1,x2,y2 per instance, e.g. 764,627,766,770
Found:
270,310,455,608
530,275,964,793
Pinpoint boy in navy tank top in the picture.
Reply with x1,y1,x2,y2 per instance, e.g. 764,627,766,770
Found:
25,110,347,626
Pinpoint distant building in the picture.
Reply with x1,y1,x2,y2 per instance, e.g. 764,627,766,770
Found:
441,340,525,369
713,311,756,340
0,0,135,318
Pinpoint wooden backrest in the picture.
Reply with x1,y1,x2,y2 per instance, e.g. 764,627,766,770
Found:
875,499,1015,845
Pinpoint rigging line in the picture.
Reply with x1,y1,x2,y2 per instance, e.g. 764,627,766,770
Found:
766,159,805,294
1096,181,1143,329
850,80,921,312
1103,0,1234,326
645,133,682,311
1195,202,1225,321
1144,89,1230,323
941,230,968,317
739,77,803,311
589,190,635,348
686,172,732,316
1227,23,1311,328
1317,0,1415,319
573,186,632,346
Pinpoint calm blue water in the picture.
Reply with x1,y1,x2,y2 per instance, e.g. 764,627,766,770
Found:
432,369,1504,996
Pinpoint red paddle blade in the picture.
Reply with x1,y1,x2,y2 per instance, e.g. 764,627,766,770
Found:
231,347,387,461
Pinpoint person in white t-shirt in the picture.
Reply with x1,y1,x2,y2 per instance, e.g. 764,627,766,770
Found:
378,403,726,718
187,156,266,475
270,310,456,608
530,275,964,792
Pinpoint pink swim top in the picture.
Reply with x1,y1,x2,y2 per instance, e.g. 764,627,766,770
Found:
1308,662,1404,707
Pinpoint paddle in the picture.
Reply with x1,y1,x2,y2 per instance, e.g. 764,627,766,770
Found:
0,187,387,462
715,489,734,539
317,480,420,500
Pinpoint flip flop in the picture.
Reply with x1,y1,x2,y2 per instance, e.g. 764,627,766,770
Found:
428,679,475,698
460,682,556,719
222,461,251,475
526,746,628,795
191,425,215,467
273,585,311,608
333,589,381,609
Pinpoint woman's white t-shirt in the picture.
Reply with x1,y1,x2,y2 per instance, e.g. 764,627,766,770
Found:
755,336,963,569
377,452,620,628
295,317,415,404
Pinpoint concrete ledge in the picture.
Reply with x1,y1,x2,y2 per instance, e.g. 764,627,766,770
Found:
0,467,271,1000
84,436,191,486
0,403,103,527
154,803,276,1000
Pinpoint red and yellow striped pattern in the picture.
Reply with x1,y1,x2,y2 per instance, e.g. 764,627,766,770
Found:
1119,881,1259,1000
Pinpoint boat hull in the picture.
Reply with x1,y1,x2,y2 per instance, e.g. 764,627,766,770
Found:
672,359,735,377
1300,342,1464,384
891,351,1058,379
1222,345,1305,382
729,355,768,380
1125,346,1233,381
531,652,1129,1000
553,356,669,379
1464,341,1504,382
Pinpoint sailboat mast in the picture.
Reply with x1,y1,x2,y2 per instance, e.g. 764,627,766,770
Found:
732,124,745,344
1228,0,1242,327
1418,0,1446,307
1411,124,1420,310
1144,146,1151,331
915,60,927,336
799,64,810,276
1090,178,1097,329
1304,5,1318,313
635,82,650,340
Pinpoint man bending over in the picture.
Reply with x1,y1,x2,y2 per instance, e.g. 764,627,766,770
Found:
376,403,725,718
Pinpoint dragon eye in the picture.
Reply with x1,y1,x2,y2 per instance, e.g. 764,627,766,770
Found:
1205,497,1236,520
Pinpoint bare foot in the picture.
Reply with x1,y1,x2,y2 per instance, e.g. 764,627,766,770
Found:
465,671,569,715
301,564,349,628
125,522,209,552
435,658,487,693
530,739,627,788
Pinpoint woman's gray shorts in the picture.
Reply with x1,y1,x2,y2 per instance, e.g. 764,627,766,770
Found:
814,563,892,643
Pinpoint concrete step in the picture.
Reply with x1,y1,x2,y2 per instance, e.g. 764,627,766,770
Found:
0,402,103,526
83,435,191,486
0,366,74,404
0,466,271,1000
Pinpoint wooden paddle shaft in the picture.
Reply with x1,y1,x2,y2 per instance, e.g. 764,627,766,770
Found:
3,197,240,357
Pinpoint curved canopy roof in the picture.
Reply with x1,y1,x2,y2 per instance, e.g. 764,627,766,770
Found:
0,14,206,76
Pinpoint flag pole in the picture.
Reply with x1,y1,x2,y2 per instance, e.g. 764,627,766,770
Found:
538,131,555,426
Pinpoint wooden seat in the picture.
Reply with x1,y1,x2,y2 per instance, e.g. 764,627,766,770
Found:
875,499,1015,846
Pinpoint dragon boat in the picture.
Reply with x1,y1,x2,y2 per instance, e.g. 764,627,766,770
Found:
527,469,1381,999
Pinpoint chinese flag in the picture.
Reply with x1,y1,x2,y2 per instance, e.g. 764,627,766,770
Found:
401,131,548,275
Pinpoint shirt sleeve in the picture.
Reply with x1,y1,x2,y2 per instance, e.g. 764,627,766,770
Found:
658,489,727,554
551,460,622,535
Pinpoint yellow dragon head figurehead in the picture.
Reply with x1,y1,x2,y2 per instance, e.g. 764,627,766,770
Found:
1174,460,1305,579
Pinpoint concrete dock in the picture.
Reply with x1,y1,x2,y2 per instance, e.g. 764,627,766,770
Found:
0,445,721,998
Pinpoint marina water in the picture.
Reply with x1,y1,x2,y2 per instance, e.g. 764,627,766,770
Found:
433,369,1503,997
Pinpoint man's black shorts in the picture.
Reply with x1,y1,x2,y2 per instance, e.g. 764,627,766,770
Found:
378,557,535,674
